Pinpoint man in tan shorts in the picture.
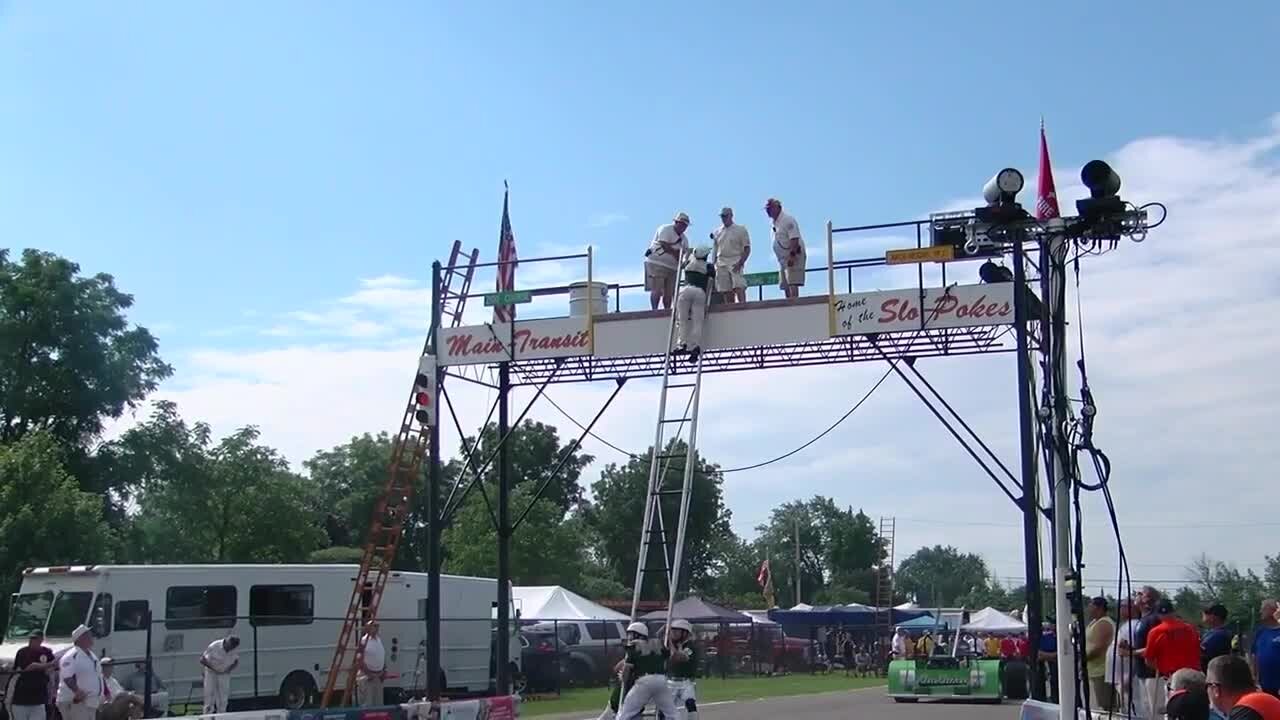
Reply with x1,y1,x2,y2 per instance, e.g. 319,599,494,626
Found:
711,207,750,303
644,212,691,310
765,198,805,299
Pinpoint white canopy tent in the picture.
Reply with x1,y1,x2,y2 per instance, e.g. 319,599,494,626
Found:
790,603,814,611
505,586,630,621
962,606,1027,634
743,610,778,625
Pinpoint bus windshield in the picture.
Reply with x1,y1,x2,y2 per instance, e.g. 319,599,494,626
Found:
5,592,54,641
45,592,93,638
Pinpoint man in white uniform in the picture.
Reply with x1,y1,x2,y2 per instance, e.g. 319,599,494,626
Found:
56,625,101,720
199,634,240,714
358,620,387,707
645,213,691,310
616,623,676,720
1110,599,1142,717
674,248,714,364
765,198,805,299
710,207,750,304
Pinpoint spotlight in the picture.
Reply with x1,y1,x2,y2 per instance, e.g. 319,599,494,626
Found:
1076,160,1126,219
982,168,1025,206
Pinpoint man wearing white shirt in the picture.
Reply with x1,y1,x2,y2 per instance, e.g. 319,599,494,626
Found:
644,212,691,310
765,198,805,299
56,625,101,720
711,207,750,304
1110,599,1142,717
357,620,387,707
199,634,240,715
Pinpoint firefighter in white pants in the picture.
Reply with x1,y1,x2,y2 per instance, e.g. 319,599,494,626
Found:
616,622,677,720
662,620,698,720
674,247,715,365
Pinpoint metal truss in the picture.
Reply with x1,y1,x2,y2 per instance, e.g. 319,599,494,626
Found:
507,324,1016,385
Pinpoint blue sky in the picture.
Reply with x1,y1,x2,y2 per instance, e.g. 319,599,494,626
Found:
3,2,1279,591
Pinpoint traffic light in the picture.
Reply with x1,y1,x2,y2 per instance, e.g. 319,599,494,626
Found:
413,355,436,426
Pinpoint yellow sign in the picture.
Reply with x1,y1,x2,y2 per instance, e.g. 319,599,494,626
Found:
885,246,955,265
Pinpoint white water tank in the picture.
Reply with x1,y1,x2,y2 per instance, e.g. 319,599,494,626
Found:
568,281,608,317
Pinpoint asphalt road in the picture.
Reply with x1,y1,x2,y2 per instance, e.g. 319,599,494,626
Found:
548,686,1026,720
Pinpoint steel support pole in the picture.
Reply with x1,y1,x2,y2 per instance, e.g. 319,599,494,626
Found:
427,260,443,701
1013,235,1044,700
496,362,512,695
1046,236,1077,719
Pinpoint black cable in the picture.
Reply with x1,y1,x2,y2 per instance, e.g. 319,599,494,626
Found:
531,365,895,474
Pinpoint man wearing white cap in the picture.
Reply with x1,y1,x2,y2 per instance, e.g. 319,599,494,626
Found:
644,213,691,311
710,207,750,304
56,625,101,720
765,199,805,299
199,634,240,714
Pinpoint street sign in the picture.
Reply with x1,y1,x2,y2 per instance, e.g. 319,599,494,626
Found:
483,290,533,307
744,271,779,287
885,246,955,265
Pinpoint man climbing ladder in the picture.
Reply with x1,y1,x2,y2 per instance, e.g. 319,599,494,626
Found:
674,247,714,364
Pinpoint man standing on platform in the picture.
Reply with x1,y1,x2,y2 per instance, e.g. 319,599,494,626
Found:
645,212,691,310
711,207,750,304
765,198,804,299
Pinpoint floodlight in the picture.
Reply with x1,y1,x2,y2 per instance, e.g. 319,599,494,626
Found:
982,168,1024,206
1076,160,1126,220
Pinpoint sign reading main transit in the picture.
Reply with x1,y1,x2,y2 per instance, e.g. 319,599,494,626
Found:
885,246,955,265
483,290,533,307
744,271,779,287
830,283,1015,336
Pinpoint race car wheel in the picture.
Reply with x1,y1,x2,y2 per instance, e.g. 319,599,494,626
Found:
892,697,918,703
1002,659,1029,700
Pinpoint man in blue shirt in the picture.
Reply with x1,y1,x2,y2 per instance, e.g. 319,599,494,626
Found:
1202,604,1233,672
1250,599,1280,698
1038,622,1059,703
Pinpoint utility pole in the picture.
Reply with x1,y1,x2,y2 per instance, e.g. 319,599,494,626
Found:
1013,233,1044,700
1045,234,1076,716
794,517,802,606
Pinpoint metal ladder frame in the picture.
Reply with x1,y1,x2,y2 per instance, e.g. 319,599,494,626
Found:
320,240,478,707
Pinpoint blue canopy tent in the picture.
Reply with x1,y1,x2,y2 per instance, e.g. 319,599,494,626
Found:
895,613,948,633
767,605,931,637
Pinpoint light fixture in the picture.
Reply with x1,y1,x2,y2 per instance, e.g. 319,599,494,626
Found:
982,168,1025,206
978,260,1013,284
1076,160,1126,219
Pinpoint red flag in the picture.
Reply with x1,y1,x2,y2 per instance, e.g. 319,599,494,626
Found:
1036,119,1060,221
757,559,771,588
494,185,518,323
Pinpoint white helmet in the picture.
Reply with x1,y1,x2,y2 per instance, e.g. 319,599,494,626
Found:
670,619,692,634
692,246,711,260
627,621,649,638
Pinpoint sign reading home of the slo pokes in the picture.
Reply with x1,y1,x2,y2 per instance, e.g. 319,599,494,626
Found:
831,282,1015,336
437,317,590,366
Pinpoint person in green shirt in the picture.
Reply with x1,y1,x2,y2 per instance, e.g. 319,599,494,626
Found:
664,619,699,720
616,622,677,720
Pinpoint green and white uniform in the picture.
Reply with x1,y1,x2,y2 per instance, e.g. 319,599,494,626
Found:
665,642,698,720
617,640,676,720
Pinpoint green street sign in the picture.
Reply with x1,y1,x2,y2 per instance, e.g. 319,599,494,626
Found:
483,290,533,307
744,271,779,287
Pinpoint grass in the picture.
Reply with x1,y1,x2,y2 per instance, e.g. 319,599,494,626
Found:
519,673,886,717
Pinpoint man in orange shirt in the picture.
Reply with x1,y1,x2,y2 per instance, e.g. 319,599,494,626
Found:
1146,600,1203,683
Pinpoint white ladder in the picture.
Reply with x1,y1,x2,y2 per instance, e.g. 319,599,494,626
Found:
628,251,708,628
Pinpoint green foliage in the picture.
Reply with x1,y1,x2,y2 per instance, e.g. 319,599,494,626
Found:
750,496,884,605
0,432,115,624
1175,555,1269,634
0,249,172,449
305,432,401,549
583,440,732,597
896,545,992,607
307,546,365,564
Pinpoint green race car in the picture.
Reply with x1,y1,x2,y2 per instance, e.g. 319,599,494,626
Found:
887,654,1011,703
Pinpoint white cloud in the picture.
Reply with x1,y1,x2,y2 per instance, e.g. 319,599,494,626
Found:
129,116,1280,592
588,212,629,229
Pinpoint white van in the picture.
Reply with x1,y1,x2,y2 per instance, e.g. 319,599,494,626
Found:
0,565,519,711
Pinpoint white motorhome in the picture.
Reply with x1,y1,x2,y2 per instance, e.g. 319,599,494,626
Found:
0,565,519,710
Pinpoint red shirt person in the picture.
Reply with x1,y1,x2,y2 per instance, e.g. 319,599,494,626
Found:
1145,600,1202,678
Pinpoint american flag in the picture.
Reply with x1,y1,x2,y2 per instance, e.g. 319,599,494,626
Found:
1036,119,1060,221
494,185,518,323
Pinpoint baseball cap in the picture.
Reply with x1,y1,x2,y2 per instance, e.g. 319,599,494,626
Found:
1204,604,1228,620
719,207,733,217
673,212,691,225
70,624,91,642
764,197,781,208
1156,598,1175,615
28,630,43,639
1090,596,1108,610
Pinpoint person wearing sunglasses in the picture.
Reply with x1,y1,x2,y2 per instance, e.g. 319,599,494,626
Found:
1206,655,1280,720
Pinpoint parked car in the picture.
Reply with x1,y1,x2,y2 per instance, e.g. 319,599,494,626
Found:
525,620,626,687
518,628,568,693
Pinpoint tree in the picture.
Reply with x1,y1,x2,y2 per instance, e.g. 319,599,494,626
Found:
461,420,593,514
584,440,732,598
0,432,116,624
1180,555,1267,632
132,425,325,562
751,496,884,606
305,432,400,549
0,249,172,449
93,400,210,526
896,545,992,607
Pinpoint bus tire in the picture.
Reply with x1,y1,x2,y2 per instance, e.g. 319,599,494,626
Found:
1001,660,1029,700
279,671,317,710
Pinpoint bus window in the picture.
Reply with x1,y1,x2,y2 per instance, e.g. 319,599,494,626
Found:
91,593,113,638
249,585,314,626
46,592,94,638
5,591,53,641
165,586,237,629
115,600,149,631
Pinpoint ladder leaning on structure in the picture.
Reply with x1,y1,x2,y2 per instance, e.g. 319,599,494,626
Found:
872,516,896,667
628,250,709,628
319,241,479,708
